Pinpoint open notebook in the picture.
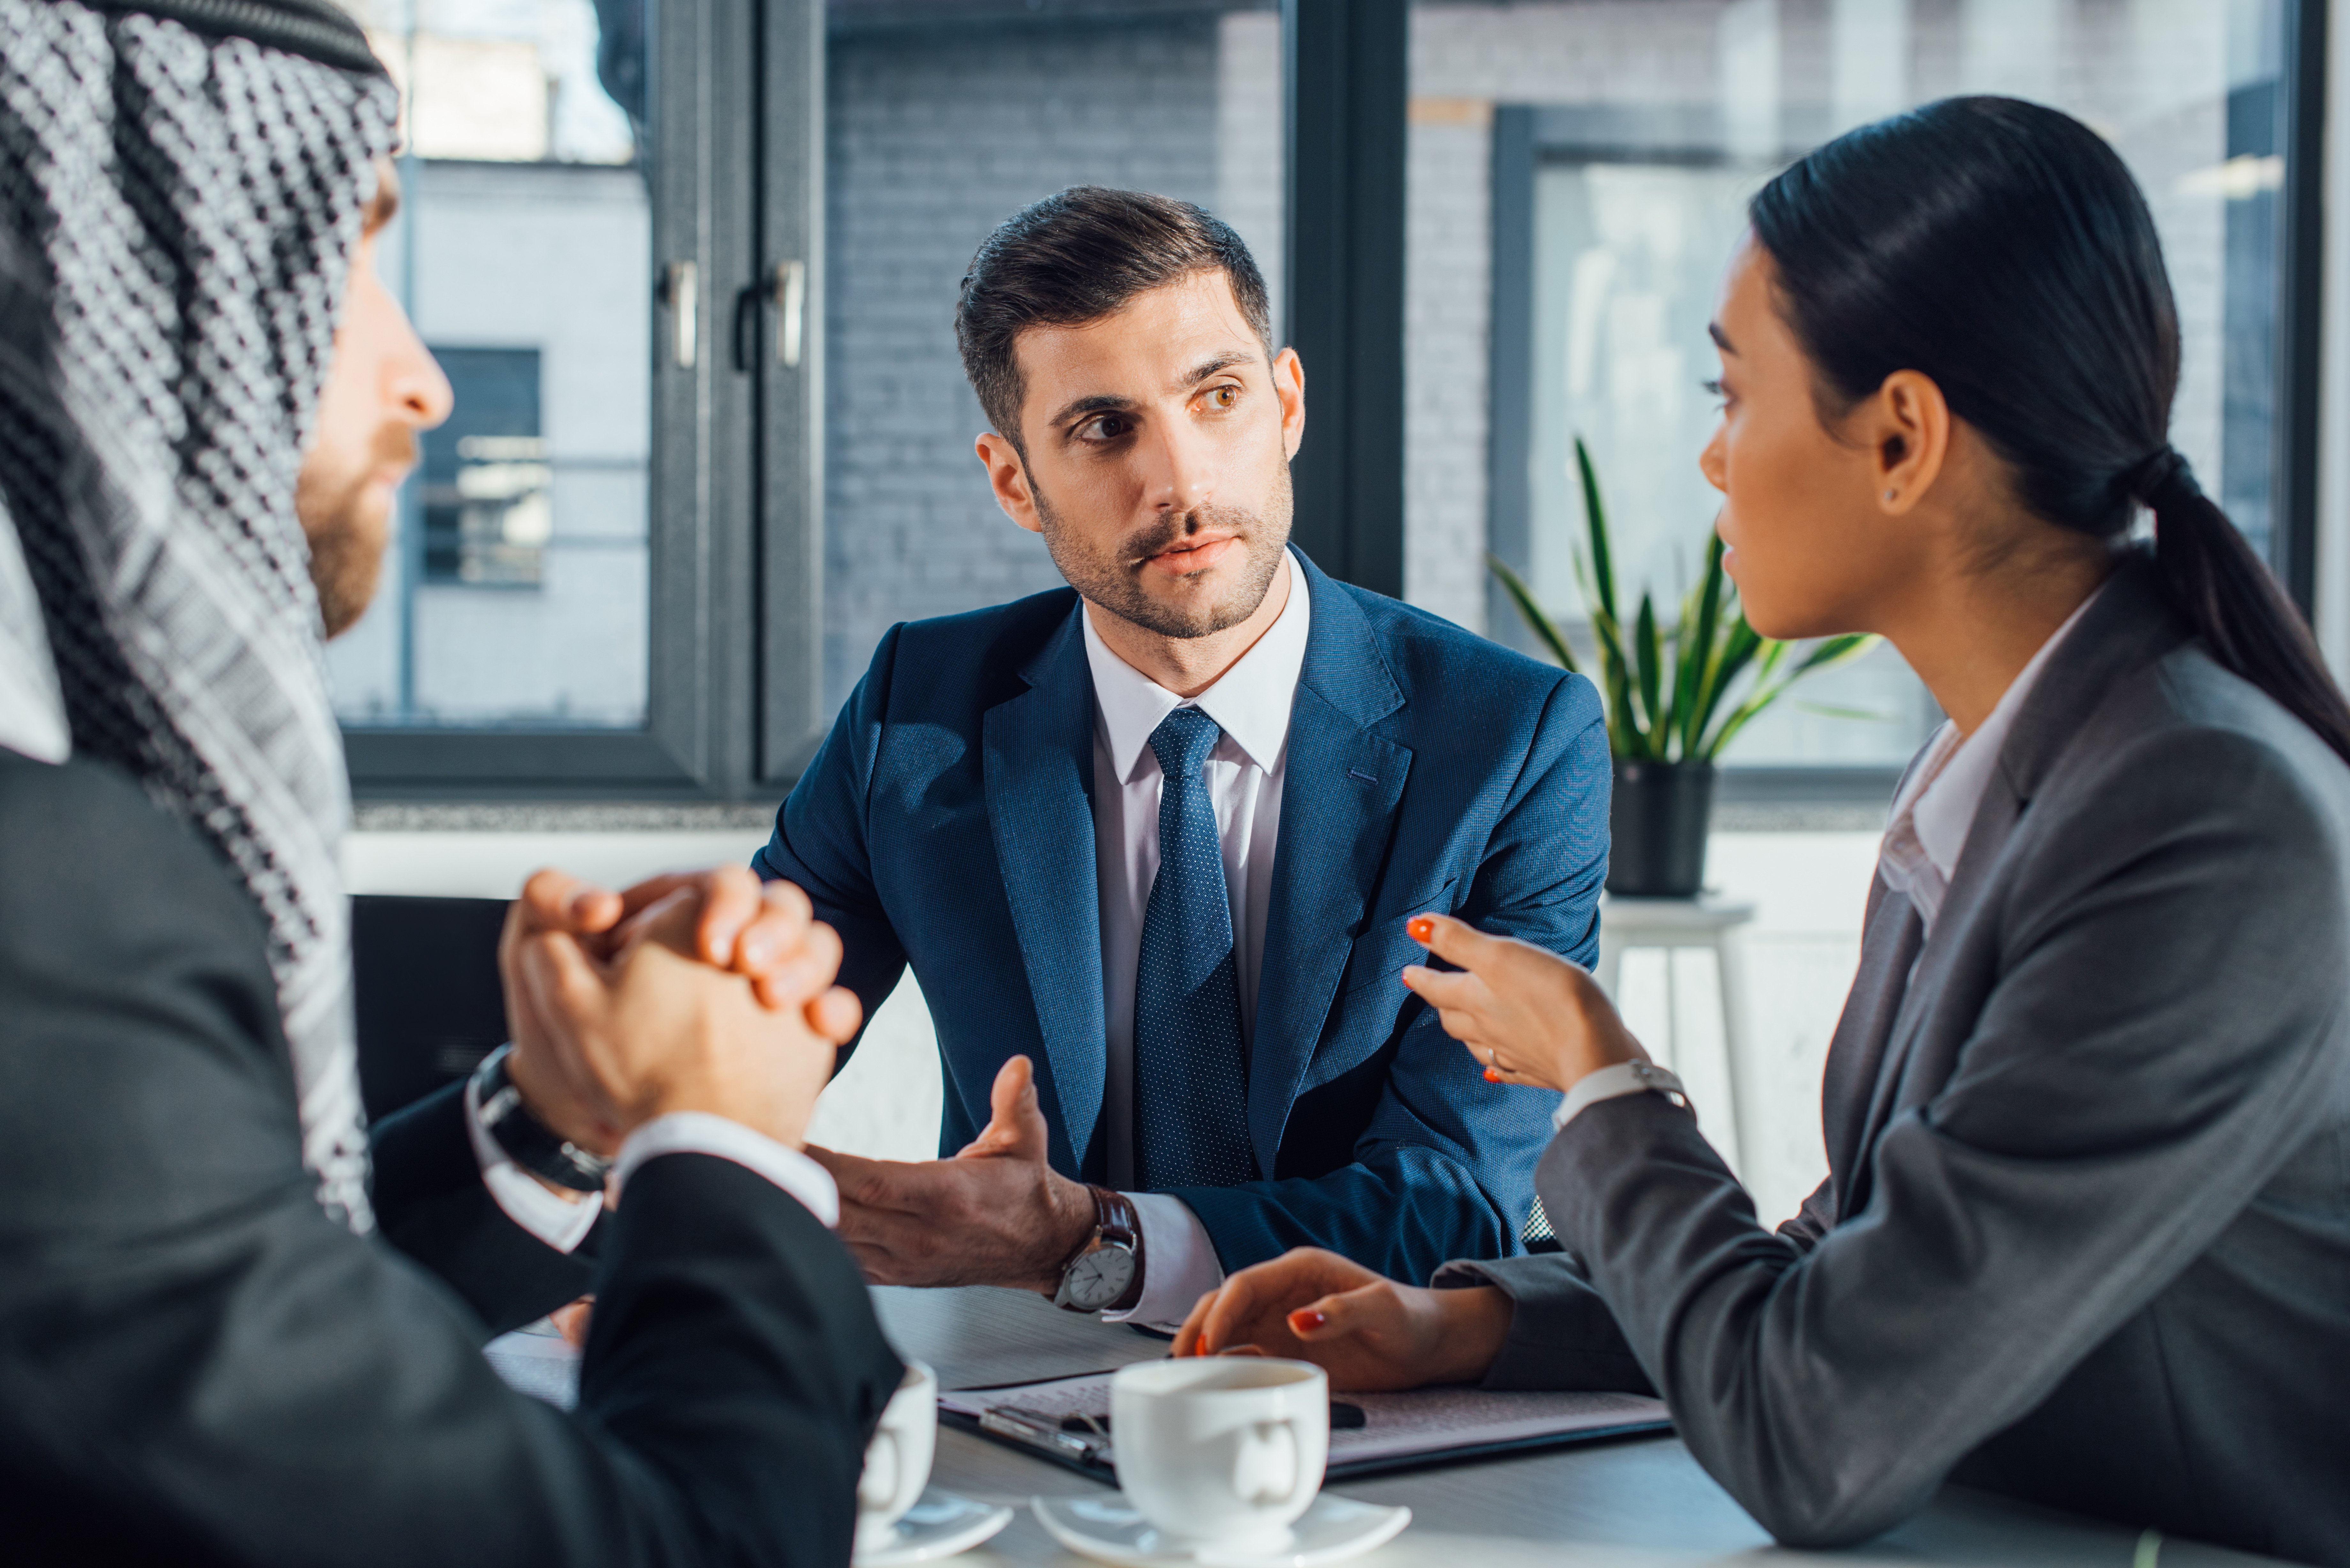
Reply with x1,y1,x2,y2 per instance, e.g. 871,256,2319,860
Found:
939,1370,1670,1482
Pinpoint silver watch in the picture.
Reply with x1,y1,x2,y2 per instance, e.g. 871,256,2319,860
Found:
1053,1187,1142,1313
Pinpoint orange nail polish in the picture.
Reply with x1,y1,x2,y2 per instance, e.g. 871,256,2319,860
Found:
1407,916,1434,943
1289,1308,1328,1332
1484,1068,1503,1083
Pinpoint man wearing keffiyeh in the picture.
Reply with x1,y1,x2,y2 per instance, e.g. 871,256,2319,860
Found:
0,4,900,1563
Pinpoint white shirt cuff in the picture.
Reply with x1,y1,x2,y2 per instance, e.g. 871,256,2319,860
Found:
1107,1191,1225,1331
464,1068,603,1254
1552,1060,1690,1134
611,1112,839,1229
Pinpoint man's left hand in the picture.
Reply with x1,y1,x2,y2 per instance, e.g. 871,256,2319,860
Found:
806,1055,1097,1292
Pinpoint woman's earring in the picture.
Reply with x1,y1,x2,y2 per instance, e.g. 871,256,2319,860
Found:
1884,489,1897,502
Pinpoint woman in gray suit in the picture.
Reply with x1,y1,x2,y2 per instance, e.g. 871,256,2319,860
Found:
1175,96,2350,1566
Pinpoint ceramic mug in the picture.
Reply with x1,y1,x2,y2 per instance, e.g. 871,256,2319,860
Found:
856,1360,939,1553
1110,1357,1330,1548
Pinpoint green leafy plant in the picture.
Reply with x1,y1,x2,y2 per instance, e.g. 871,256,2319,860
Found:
1491,437,1876,763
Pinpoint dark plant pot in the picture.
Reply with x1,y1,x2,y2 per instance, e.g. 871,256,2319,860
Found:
1607,760,1716,898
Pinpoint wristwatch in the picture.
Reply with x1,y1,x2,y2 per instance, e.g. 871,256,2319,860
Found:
470,1044,613,1193
1052,1186,1144,1314
1626,1059,1690,1110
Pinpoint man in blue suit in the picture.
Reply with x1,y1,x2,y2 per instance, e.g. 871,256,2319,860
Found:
756,187,1607,1327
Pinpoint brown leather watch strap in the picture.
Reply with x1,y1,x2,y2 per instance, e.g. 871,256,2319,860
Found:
1089,1186,1146,1314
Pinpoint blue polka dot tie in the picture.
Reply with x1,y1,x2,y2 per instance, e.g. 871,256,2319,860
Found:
1134,707,1256,1189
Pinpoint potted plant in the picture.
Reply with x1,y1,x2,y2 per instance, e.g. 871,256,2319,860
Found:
1491,438,1875,898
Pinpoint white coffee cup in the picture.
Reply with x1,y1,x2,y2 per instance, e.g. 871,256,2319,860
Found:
856,1360,938,1554
1111,1358,1329,1548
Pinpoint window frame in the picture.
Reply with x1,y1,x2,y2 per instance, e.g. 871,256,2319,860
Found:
347,0,766,801
1481,24,2331,805
756,0,830,786
2277,0,2327,616
346,0,2327,808
1284,0,1407,599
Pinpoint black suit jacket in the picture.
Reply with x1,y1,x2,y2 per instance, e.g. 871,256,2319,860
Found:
371,1077,607,1338
0,748,903,1567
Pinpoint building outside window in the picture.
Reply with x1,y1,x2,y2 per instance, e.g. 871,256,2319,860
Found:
331,0,651,731
421,351,550,591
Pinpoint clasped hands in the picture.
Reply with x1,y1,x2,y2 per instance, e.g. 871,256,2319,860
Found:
1167,911,1653,1391
497,864,860,1159
496,861,1095,1286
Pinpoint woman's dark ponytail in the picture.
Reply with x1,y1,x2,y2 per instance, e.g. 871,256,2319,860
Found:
1751,97,2350,766
2129,447,2350,761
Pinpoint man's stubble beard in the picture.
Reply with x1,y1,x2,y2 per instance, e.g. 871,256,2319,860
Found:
294,425,412,638
1031,459,1292,640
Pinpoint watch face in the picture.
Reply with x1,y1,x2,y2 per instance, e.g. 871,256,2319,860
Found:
1064,1243,1138,1310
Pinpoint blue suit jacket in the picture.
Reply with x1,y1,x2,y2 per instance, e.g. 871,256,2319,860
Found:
754,552,1609,1283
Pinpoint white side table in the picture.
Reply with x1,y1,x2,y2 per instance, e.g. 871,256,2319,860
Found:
1596,893,1758,1176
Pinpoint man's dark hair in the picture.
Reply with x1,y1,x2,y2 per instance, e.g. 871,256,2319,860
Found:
956,186,1273,453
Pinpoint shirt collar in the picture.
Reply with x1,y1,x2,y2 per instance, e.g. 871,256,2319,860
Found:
1080,548,1312,782
1893,580,2107,881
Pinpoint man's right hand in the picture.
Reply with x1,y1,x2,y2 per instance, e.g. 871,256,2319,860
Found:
1171,1248,1517,1392
498,868,853,1155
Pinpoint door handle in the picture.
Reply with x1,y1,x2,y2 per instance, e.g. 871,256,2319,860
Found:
665,259,698,369
775,258,807,368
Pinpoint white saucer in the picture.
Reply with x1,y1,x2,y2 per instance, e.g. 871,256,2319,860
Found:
854,1489,1015,1566
1031,1493,1410,1568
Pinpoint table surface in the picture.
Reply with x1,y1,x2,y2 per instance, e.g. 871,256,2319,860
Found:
872,1285,2279,1568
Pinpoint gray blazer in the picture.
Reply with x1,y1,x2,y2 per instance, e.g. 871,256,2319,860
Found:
1439,553,2350,1565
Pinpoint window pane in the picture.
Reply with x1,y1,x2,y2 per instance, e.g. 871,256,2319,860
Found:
332,1,651,730
1410,0,2292,769
823,0,1284,713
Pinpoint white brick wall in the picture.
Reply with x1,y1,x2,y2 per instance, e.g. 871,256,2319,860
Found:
1412,1,1731,105
1404,106,1496,631
823,16,1234,709
1218,10,1286,337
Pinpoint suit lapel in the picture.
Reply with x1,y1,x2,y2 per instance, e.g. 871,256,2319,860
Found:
982,604,1108,1178
1247,558,1409,1175
1817,727,1942,1190
1843,556,2188,1205
1845,775,2024,1207
1817,875,1923,1204
1829,555,2198,1217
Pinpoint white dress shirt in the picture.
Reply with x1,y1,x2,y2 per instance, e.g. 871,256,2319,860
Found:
1555,584,2103,1136
1083,550,1312,1328
1876,583,2104,933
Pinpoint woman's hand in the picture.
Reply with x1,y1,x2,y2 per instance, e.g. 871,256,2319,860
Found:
1170,1248,1516,1393
1401,913,1646,1093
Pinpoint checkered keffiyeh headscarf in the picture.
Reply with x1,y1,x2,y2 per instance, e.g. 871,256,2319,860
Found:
0,0,396,1230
